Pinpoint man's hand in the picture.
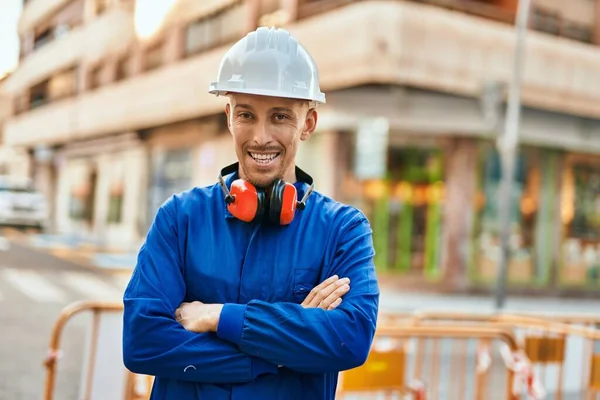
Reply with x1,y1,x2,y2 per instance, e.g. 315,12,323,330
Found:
301,275,350,310
175,302,223,333
176,275,349,333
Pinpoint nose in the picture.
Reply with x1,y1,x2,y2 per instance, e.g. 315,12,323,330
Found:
252,120,273,146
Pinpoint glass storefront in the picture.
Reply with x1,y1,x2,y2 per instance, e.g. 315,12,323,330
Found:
147,148,193,228
342,142,445,279
559,155,600,286
470,144,558,286
339,132,600,291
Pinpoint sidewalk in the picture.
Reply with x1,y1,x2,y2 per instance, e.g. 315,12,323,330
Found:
0,228,139,272
379,289,600,315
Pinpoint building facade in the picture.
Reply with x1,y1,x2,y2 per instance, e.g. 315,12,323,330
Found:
3,0,600,294
0,75,29,179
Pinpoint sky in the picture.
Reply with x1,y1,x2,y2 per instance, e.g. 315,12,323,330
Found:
0,0,22,77
0,0,175,77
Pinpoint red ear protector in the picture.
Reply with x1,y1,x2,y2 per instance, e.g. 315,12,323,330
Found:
217,162,314,225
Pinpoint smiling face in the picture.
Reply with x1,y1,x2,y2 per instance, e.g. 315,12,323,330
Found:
225,93,318,189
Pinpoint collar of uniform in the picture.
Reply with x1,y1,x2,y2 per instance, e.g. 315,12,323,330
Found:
220,164,313,219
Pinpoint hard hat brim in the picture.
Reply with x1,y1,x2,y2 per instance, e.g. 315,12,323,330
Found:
209,85,326,105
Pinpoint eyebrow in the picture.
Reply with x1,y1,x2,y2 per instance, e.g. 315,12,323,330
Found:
234,104,297,115
271,107,295,114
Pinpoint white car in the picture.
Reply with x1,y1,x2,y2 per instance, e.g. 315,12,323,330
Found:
0,176,49,231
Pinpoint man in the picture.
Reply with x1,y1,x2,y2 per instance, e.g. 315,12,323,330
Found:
122,26,380,399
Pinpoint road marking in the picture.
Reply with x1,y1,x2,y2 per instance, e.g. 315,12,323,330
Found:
62,272,124,301
2,268,67,303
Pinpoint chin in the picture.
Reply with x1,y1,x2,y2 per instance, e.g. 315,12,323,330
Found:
241,160,285,188
242,169,280,189
247,174,278,189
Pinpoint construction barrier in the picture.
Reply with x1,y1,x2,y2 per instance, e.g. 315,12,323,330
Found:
397,310,600,399
43,300,152,400
337,324,520,399
43,301,600,400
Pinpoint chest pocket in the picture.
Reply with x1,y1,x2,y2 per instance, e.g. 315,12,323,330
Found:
292,267,322,304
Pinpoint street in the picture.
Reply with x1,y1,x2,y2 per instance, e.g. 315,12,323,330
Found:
2,232,600,399
0,237,130,400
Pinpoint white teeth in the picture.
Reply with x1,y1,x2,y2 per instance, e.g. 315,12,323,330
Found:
250,152,278,163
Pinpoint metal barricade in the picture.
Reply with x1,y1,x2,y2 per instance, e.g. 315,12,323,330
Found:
396,310,600,399
336,324,520,400
43,300,153,400
43,303,600,399
496,314,600,400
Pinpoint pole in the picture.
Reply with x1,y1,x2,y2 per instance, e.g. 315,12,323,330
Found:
494,0,532,310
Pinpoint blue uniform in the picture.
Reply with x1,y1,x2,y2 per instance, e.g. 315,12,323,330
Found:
122,169,380,399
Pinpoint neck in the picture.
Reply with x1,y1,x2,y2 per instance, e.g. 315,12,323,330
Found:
283,163,297,184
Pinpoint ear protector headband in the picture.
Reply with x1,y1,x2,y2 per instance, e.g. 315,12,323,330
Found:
217,162,314,225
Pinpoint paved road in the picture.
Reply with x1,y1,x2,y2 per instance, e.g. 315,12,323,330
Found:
2,231,599,399
0,238,131,400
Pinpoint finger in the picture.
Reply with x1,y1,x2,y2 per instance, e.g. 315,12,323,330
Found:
309,278,350,308
303,275,338,305
302,275,338,305
327,297,343,310
176,303,191,321
318,284,350,309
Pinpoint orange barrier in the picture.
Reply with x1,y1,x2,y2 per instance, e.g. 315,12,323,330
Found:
337,324,521,399
43,302,600,400
43,300,152,400
391,310,600,399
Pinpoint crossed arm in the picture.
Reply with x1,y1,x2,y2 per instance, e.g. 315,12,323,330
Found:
122,200,379,383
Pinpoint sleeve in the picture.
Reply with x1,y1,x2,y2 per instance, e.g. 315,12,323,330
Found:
122,196,278,383
215,212,380,374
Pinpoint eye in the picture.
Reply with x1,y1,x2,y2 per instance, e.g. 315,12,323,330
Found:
238,112,253,119
273,113,289,121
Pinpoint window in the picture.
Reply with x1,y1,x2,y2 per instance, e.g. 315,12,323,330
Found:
185,18,212,56
562,22,593,43
337,132,446,276
29,80,49,109
53,0,84,32
33,28,52,50
23,67,78,110
30,0,84,52
472,145,543,283
530,1,594,44
106,181,124,224
69,183,91,220
184,2,246,56
560,156,600,285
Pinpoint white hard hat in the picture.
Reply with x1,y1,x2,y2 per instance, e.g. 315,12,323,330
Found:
209,27,326,105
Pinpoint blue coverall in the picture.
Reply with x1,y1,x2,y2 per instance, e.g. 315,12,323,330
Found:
122,169,380,399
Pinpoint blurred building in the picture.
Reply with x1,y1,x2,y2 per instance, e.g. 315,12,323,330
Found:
0,74,29,179
3,0,600,294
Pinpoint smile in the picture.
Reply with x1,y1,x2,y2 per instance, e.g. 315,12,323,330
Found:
249,152,280,164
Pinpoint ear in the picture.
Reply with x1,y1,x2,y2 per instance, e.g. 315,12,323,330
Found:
300,108,318,141
225,103,235,135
